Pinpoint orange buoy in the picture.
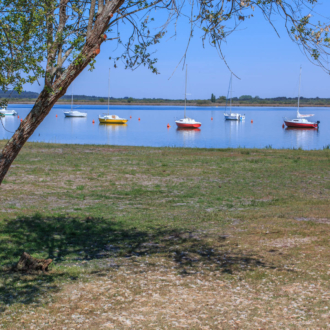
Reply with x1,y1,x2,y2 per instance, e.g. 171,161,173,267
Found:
167,123,170,128
138,118,140,121
56,114,58,117
251,120,253,123
211,117,213,120
92,120,95,124
20,119,23,122
17,115,19,119
282,123,285,128
130,116,132,119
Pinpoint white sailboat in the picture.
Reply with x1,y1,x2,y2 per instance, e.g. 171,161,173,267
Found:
175,65,201,128
99,69,128,124
64,84,87,117
0,108,17,116
224,74,245,121
284,67,319,129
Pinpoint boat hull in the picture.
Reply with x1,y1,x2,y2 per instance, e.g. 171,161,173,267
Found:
99,118,128,124
284,121,318,128
0,110,17,116
176,122,201,128
64,112,87,117
224,113,245,121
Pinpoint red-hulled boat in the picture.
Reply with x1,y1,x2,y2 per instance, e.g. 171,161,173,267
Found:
175,64,202,129
284,118,320,129
175,117,201,128
284,67,320,129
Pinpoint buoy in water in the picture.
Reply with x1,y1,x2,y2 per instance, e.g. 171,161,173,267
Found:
92,120,95,124
20,119,23,122
251,120,253,123
167,123,170,128
138,118,140,121
17,115,19,119
56,114,58,118
282,123,285,128
211,117,213,120
130,116,132,119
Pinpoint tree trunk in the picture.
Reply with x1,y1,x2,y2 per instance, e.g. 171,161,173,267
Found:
14,252,53,272
0,0,124,185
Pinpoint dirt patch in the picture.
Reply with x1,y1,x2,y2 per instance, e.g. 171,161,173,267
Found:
260,237,317,248
294,217,330,224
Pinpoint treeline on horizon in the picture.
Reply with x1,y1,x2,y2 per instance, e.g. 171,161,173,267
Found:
1,90,330,105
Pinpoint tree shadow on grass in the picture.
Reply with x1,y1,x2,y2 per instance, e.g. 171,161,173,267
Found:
0,213,280,311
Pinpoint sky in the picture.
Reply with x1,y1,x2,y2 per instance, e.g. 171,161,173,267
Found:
26,1,330,100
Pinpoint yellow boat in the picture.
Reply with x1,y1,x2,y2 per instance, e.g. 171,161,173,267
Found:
99,114,128,124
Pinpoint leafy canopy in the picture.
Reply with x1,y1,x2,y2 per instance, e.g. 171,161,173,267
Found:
0,0,329,106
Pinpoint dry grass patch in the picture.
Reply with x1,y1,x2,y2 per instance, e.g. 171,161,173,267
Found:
1,143,330,328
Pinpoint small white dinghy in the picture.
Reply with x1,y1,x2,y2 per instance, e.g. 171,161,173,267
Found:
64,84,87,117
224,74,245,121
224,112,245,121
0,108,17,116
64,110,87,117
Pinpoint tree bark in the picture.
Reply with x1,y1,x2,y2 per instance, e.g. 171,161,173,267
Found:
14,252,53,272
0,0,124,185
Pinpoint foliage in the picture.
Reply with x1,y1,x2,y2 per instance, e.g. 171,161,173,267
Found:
4,90,330,106
210,93,216,103
239,95,253,100
0,0,48,106
0,0,329,106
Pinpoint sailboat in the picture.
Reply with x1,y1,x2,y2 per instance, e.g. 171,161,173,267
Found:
284,67,319,128
175,65,201,128
224,74,245,121
64,84,87,117
0,108,17,116
99,68,128,124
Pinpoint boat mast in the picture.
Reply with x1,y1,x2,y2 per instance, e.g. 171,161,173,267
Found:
184,64,188,118
71,84,73,112
297,66,302,117
230,73,232,115
108,68,110,116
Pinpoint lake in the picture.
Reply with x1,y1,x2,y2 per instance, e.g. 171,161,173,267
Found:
1,104,329,149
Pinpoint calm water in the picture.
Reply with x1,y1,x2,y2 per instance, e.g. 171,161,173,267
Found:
1,104,330,149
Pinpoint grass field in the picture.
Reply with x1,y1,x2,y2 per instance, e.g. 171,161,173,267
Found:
1,142,330,329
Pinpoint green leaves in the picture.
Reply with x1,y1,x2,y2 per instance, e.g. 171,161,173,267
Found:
0,0,49,104
0,0,329,110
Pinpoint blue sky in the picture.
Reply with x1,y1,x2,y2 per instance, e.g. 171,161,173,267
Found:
28,1,330,99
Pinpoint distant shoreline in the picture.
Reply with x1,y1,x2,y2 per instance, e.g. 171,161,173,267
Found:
7,101,330,107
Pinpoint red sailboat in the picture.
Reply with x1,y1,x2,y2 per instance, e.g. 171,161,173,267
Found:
284,118,319,128
284,67,319,129
175,65,202,129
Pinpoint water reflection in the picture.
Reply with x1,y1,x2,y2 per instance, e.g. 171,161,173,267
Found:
284,127,319,149
176,127,201,147
98,123,128,145
63,116,88,132
0,116,16,138
1,104,328,150
176,127,201,132
99,123,128,130
224,120,245,147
